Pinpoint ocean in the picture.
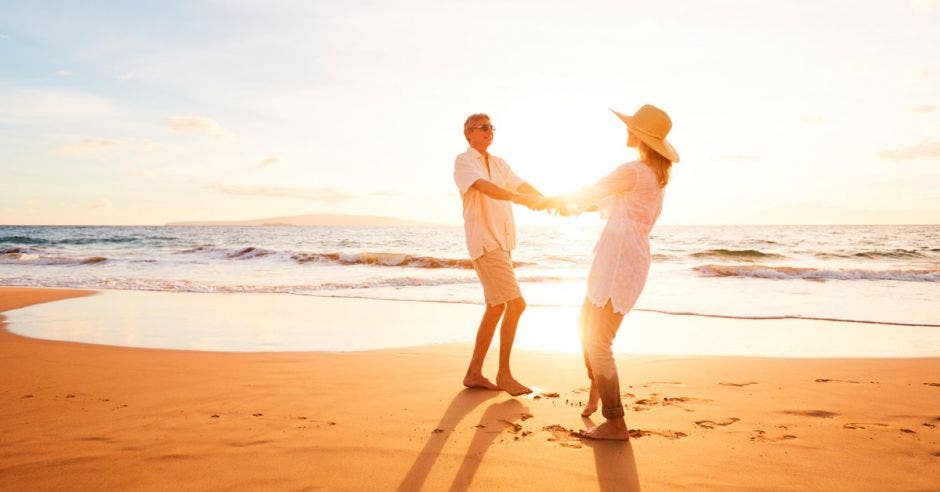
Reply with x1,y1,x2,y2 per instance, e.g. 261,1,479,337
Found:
1,224,938,329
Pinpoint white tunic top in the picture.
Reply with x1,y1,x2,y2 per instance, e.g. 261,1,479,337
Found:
569,160,665,314
454,147,526,260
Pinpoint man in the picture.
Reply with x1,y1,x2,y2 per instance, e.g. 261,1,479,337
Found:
453,113,543,396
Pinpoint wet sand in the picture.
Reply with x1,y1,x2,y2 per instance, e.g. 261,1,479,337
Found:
1,287,938,490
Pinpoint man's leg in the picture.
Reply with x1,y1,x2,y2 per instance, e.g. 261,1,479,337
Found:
495,296,532,396
463,303,505,390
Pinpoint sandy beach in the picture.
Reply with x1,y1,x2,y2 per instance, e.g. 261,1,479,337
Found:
0,286,938,490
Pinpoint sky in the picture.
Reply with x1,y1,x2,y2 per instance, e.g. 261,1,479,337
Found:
1,0,938,226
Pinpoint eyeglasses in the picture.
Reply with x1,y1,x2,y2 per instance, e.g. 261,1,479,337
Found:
470,124,495,132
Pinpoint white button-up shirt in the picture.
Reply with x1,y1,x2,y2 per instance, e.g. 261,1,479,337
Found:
454,147,526,260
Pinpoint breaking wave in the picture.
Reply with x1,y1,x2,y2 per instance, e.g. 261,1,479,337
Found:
694,264,940,282
0,249,107,266
175,246,532,269
691,249,785,261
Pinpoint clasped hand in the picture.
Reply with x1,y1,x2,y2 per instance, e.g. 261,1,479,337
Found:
515,194,575,216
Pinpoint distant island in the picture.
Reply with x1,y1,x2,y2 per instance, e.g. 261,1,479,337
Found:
165,213,444,227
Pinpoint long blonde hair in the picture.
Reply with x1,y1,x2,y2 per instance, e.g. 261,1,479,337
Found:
638,141,672,187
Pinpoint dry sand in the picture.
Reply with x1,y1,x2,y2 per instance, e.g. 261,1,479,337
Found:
0,287,938,490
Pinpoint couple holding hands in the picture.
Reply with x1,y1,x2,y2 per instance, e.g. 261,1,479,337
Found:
453,104,679,440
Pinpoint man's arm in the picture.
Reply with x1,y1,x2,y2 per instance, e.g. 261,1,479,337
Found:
517,182,544,197
470,179,540,208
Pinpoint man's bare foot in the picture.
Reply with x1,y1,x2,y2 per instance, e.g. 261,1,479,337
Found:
581,382,600,417
580,419,630,441
496,375,532,396
463,374,500,390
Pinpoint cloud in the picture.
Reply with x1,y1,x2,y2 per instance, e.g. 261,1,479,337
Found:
60,138,119,155
91,197,113,209
59,137,155,156
913,105,936,113
55,69,73,77
137,166,156,179
910,0,937,14
0,33,8,40
878,140,940,161
257,157,280,169
206,183,352,202
119,72,137,81
167,116,232,139
0,89,116,124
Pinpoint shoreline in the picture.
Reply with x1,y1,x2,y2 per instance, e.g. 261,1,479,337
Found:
1,287,938,489
4,287,938,358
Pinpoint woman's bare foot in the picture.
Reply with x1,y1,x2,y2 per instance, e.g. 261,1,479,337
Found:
580,418,630,441
496,374,532,396
581,381,600,417
463,374,500,390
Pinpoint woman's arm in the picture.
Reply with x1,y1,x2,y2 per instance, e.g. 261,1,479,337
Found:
566,164,639,209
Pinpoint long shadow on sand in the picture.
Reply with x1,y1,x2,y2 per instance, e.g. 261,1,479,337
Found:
580,416,641,492
398,389,528,492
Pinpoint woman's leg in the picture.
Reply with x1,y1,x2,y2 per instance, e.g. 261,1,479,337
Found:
578,299,600,417
581,300,628,440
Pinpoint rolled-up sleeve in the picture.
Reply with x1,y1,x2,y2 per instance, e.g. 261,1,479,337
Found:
569,164,639,207
454,154,487,195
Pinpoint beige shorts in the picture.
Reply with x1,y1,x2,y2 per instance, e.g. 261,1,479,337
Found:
472,249,522,306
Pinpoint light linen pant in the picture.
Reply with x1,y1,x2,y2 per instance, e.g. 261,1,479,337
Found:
579,298,626,419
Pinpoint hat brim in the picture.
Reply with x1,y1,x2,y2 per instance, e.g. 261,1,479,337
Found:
610,109,680,163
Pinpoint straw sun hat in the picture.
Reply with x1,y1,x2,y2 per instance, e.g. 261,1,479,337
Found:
610,104,680,163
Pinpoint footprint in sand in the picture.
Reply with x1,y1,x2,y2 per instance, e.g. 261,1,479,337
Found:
843,422,888,430
694,417,740,429
815,378,860,384
499,420,523,434
924,383,940,387
543,424,582,448
749,430,798,442
628,429,688,440
532,392,560,400
719,382,757,387
632,394,709,412
780,410,839,418
643,381,684,387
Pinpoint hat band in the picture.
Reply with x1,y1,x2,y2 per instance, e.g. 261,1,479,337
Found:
629,124,666,140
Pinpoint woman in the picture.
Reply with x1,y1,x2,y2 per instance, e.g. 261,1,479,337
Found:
543,104,679,440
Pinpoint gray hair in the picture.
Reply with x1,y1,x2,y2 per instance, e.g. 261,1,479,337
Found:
463,113,490,134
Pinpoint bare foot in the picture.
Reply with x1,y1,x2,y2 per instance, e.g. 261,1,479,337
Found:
580,419,630,441
581,381,600,417
463,374,500,390
496,375,532,396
